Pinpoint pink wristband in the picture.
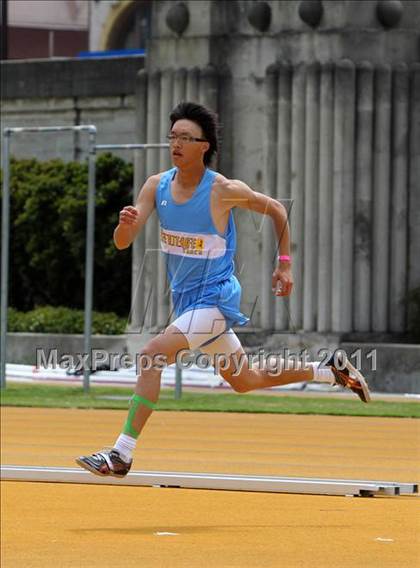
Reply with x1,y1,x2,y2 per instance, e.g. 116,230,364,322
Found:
278,255,291,263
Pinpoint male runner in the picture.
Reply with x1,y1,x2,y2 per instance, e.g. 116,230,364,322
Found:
77,102,370,478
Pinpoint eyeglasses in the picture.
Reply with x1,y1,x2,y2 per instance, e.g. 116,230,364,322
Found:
166,134,207,145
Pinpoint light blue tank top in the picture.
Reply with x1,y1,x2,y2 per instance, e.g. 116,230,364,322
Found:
154,167,249,329
155,167,236,293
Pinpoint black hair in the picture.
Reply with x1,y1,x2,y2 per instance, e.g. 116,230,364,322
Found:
169,101,219,166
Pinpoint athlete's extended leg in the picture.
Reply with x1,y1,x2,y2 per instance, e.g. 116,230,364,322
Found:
202,332,370,402
76,324,190,477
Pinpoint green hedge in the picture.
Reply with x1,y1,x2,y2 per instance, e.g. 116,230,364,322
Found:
8,306,126,335
2,153,133,316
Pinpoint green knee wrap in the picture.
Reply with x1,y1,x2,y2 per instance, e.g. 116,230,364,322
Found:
123,394,156,438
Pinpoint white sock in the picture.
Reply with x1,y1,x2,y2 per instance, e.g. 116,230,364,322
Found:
310,362,336,385
113,433,137,462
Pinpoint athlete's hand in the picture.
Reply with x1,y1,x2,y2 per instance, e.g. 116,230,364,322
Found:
119,206,139,226
272,266,293,297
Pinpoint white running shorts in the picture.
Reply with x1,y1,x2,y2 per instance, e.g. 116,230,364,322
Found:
171,306,241,356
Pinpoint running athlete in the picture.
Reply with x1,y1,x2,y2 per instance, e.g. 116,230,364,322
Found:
77,102,370,478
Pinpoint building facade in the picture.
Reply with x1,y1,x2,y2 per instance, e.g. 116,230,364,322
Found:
2,1,420,346
5,0,88,59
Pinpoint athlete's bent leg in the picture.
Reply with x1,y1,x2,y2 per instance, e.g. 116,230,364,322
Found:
200,331,334,393
219,346,314,393
204,335,369,402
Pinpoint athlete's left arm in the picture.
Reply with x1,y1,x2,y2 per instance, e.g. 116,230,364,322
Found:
221,179,293,297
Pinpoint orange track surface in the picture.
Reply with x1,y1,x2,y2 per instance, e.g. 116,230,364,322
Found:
1,407,419,568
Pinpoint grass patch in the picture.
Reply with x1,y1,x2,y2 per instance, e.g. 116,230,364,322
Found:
1,384,419,418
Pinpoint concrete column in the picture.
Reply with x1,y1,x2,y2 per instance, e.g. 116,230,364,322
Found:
168,67,187,322
186,67,200,102
275,62,292,331
132,69,148,332
144,70,161,329
173,67,187,106
408,64,420,298
303,62,320,331
199,65,219,168
261,63,278,330
289,63,306,330
199,65,218,111
372,64,392,332
157,68,174,329
317,63,334,332
217,66,234,178
353,62,374,332
390,63,409,332
160,69,173,171
332,60,356,332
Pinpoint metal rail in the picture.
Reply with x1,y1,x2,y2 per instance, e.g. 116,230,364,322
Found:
1,466,418,498
1,131,170,392
1,125,97,392
96,143,168,150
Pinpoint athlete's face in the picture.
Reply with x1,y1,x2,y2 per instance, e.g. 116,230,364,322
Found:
169,119,210,167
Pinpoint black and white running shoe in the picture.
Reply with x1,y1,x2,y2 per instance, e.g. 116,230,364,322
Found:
76,448,132,478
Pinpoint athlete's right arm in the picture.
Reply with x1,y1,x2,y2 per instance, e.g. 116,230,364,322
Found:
113,174,160,250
